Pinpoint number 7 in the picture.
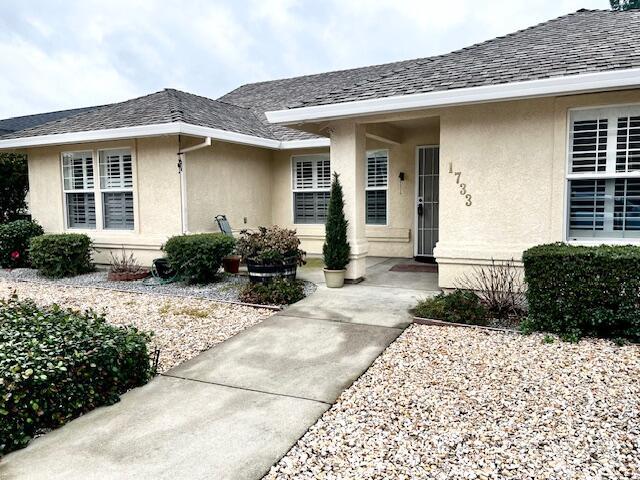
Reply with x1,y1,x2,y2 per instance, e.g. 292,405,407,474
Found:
454,172,461,184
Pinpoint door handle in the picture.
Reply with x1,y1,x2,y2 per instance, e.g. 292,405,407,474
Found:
417,203,423,216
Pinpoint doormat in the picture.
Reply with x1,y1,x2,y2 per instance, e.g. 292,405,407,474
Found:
390,263,438,273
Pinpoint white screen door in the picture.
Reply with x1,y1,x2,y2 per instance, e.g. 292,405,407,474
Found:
415,146,439,257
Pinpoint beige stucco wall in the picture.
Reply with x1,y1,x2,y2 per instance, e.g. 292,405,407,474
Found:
433,89,640,288
27,136,182,265
185,140,272,233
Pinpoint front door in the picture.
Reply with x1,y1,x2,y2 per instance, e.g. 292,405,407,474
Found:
415,146,439,259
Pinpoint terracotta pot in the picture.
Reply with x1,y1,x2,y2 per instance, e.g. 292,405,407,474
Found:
223,255,241,274
323,268,346,288
107,269,150,282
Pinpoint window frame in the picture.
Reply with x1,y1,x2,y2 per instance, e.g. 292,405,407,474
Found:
565,103,640,243
98,148,135,231
61,150,96,230
365,149,389,226
291,153,331,225
60,146,138,233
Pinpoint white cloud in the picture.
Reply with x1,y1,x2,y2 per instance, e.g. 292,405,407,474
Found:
0,0,611,118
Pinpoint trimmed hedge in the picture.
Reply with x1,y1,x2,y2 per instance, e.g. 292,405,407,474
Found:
0,220,44,268
29,234,94,278
522,243,640,341
163,233,235,284
239,278,305,305
0,297,151,455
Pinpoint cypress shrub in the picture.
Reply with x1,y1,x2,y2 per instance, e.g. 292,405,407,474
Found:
29,234,94,278
323,173,350,270
522,243,640,341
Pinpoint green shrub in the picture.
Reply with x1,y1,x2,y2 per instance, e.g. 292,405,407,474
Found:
239,278,305,305
163,233,235,284
413,290,489,326
523,243,640,341
0,220,44,268
0,297,151,455
323,172,350,270
29,234,94,278
236,226,305,266
0,153,28,223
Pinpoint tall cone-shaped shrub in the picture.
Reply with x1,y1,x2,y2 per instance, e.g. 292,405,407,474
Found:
323,172,350,270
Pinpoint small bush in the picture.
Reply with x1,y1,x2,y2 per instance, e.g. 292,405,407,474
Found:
0,220,44,268
523,243,640,341
455,258,526,320
163,233,235,284
239,278,305,305
236,226,305,266
413,290,489,326
29,234,94,278
109,247,145,274
0,297,152,455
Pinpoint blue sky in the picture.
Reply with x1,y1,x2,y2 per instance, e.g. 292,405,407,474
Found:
0,0,609,118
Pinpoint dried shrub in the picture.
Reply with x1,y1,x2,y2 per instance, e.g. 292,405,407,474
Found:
456,258,527,321
236,226,305,266
109,247,144,274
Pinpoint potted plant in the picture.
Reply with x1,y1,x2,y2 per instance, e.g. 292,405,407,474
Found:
222,253,241,274
323,172,350,288
107,247,150,282
236,226,305,283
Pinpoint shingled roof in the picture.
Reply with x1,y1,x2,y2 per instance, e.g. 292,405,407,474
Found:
0,106,99,135
222,9,640,111
2,9,639,145
0,89,280,141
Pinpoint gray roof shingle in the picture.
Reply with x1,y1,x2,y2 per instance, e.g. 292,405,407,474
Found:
0,89,277,141
221,9,640,110
0,106,99,135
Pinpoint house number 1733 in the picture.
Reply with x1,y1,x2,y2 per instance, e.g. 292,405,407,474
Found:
449,163,472,206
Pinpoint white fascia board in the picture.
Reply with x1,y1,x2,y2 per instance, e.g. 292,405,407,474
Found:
0,121,327,150
279,138,330,149
265,68,640,124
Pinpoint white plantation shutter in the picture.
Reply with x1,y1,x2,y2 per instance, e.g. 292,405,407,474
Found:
567,107,640,240
292,154,331,223
99,149,135,230
569,118,608,173
100,150,133,189
367,151,388,188
365,150,388,225
62,152,96,229
616,115,640,172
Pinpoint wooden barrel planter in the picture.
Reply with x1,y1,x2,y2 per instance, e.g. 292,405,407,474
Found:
246,258,297,284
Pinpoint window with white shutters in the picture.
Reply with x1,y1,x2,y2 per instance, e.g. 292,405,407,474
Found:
292,154,330,223
99,149,134,230
366,150,388,225
62,152,96,228
567,107,640,240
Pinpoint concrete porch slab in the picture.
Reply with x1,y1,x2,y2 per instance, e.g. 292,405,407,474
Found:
0,376,329,480
168,315,401,403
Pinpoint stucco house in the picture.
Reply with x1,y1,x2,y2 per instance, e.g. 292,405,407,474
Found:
0,8,639,288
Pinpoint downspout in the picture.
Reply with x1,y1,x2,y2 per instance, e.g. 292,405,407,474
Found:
178,136,212,234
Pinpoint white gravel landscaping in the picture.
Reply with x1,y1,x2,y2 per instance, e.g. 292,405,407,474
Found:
266,325,640,480
0,279,274,373
0,268,317,304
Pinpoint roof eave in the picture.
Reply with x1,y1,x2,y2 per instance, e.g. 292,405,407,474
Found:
0,122,329,151
265,67,640,125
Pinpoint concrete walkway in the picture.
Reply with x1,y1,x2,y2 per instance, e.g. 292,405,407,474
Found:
1,258,438,480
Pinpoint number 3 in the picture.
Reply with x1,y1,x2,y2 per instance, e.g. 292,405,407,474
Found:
465,194,472,206
459,183,466,195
